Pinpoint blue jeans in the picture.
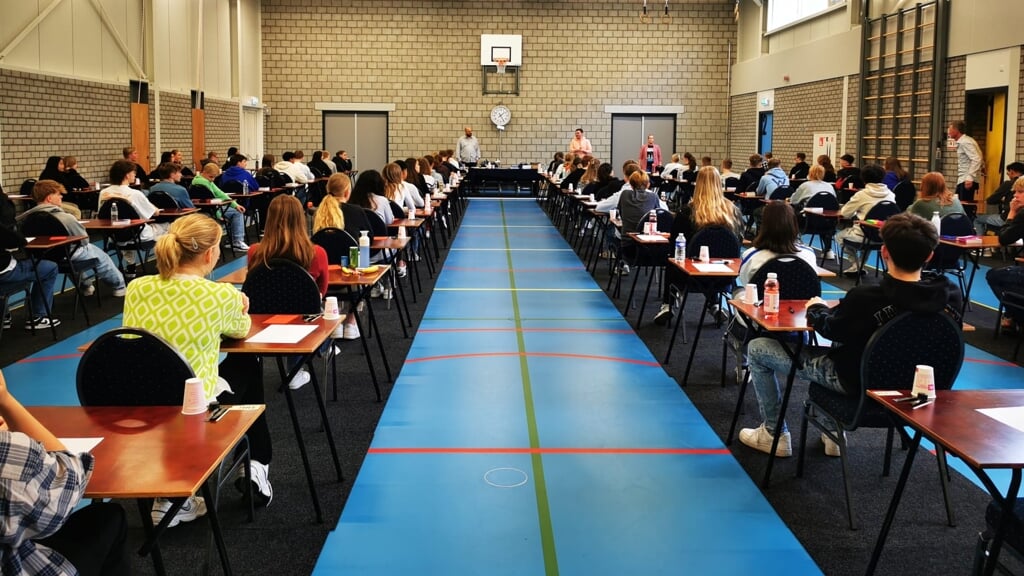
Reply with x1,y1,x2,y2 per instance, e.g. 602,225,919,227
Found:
747,337,845,433
974,213,1005,236
75,243,125,289
987,266,1024,321
1,259,57,319
223,207,245,245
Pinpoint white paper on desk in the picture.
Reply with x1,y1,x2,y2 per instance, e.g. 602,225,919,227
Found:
246,325,317,344
60,437,103,453
24,237,35,243
977,406,1024,434
636,234,667,242
692,263,734,273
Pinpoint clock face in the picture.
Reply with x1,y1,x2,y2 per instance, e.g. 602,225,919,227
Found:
490,105,511,127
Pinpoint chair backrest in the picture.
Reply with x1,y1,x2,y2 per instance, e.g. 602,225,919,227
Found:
311,227,358,265
688,226,741,259
242,258,322,315
188,184,214,200
20,211,75,263
1001,291,1024,321
633,209,674,233
724,177,740,190
892,179,917,211
220,179,244,194
20,179,37,197
749,255,822,300
76,328,195,406
97,198,144,245
929,212,976,271
362,209,388,258
771,186,794,201
389,200,407,220
801,192,841,234
147,190,179,210
858,200,900,243
805,191,840,210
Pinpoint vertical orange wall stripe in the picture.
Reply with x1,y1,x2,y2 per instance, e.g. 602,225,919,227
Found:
192,109,206,170
130,103,150,172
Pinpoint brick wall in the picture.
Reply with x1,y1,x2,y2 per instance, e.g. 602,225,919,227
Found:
0,68,131,191
772,78,845,169
205,98,240,161
728,93,756,164
941,56,967,184
1018,49,1024,165
260,0,736,167
159,92,193,166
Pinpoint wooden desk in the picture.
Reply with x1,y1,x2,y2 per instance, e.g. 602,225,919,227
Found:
866,390,1024,576
221,314,342,524
82,218,151,229
153,208,199,219
32,405,263,576
627,231,670,244
218,263,389,287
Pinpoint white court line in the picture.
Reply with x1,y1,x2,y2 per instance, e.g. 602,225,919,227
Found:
450,248,574,251
434,288,602,292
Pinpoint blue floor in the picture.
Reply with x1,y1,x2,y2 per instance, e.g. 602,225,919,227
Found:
313,200,821,575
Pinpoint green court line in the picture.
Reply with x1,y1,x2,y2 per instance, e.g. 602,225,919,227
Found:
500,201,559,576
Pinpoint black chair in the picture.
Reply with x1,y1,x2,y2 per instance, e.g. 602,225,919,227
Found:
621,209,675,328
974,497,1024,575
147,190,180,210
188,184,214,200
243,258,322,315
797,311,965,529
0,281,33,342
995,291,1024,361
19,179,37,197
97,199,156,275
892,179,917,211
928,213,975,301
842,200,900,285
76,327,255,523
389,200,407,220
800,192,841,265
220,180,244,194
311,227,357,266
724,177,740,190
362,209,390,263
770,186,794,202
20,211,100,323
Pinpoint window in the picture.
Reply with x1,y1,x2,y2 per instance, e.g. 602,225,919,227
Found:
766,0,846,33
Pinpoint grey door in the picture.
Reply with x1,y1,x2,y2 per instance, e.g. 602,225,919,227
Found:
611,114,676,177
323,112,388,175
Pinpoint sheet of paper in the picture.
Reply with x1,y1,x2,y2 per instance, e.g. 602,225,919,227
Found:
24,237,35,243
872,390,903,397
692,263,734,273
636,234,667,242
246,324,317,344
977,406,1024,434
60,437,103,453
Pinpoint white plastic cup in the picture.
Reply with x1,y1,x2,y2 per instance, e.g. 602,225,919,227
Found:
745,283,758,304
609,209,618,221
324,296,340,319
397,226,407,239
699,245,710,263
182,378,208,415
911,365,936,399
94,181,100,190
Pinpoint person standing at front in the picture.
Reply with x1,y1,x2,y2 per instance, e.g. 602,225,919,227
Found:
948,120,983,201
457,126,480,167
638,134,662,174
569,128,593,156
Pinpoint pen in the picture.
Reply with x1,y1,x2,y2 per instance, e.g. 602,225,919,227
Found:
911,400,934,410
208,407,229,422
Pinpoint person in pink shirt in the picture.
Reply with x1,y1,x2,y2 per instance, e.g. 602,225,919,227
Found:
568,128,593,156
638,134,662,174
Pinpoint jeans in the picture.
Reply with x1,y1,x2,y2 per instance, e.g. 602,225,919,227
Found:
224,207,245,245
974,213,1005,236
747,337,845,433
987,266,1024,321
0,259,57,319
75,243,125,289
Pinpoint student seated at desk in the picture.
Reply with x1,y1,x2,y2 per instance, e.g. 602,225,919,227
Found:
907,171,964,220
149,162,195,208
99,159,170,276
349,169,394,232
123,215,273,512
986,176,1024,332
739,213,962,458
314,173,368,341
0,369,130,576
191,163,249,251
17,180,126,297
788,165,836,207
38,156,82,219
0,225,60,330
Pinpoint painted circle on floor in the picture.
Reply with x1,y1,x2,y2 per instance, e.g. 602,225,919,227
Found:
484,467,529,488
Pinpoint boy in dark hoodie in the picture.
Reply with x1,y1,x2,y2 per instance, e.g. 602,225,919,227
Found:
739,212,962,458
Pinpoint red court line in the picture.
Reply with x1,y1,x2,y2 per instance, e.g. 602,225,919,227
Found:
418,327,636,335
443,266,585,272
17,353,83,364
964,356,1020,368
369,447,732,455
405,351,662,367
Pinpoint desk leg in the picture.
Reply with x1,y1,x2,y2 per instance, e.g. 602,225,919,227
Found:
663,288,692,364
681,296,711,386
366,299,394,382
865,430,922,576
979,469,1022,576
306,364,345,482
200,483,233,576
961,250,980,319
135,498,168,576
762,337,804,488
275,357,324,523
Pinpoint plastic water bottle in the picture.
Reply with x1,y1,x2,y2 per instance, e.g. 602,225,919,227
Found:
242,180,249,194
647,210,657,235
764,273,780,318
358,230,370,268
424,192,432,214
931,211,941,234
675,234,686,261
110,202,119,222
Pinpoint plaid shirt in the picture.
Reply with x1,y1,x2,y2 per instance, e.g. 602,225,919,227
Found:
0,431,93,575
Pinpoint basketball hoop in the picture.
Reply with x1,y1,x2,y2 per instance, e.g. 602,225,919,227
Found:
495,58,508,74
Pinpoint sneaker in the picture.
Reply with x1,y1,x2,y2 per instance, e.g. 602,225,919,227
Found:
112,286,127,298
232,241,250,251
411,253,422,262
822,432,843,457
81,283,96,297
653,303,673,326
24,317,61,330
617,263,630,276
738,423,792,457
370,284,383,298
288,369,310,390
381,287,392,300
397,263,408,278
151,495,207,528
823,250,836,260
342,323,361,340
842,262,860,274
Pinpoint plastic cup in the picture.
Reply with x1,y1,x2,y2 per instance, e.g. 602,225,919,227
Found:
699,246,710,263
609,209,618,221
911,365,936,399
324,296,340,319
397,226,407,239
182,378,207,415
745,284,758,304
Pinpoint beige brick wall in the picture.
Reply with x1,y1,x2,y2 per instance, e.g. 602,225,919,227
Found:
1018,49,1024,165
260,0,736,167
0,68,132,191
159,92,193,166
728,93,756,164
941,56,967,183
772,78,845,169
205,98,240,162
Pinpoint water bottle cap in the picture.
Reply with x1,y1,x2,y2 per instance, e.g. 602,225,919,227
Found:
360,230,369,236
767,273,777,278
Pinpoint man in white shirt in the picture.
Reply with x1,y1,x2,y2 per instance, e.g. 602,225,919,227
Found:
569,128,593,156
720,158,741,183
291,150,316,182
457,127,480,167
948,120,983,201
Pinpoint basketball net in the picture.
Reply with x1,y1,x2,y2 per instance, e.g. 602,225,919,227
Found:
495,58,508,74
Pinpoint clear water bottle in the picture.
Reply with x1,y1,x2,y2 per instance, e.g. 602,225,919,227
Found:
358,230,370,268
764,273,780,318
242,180,249,194
931,211,941,234
675,233,686,261
109,202,119,222
647,210,657,235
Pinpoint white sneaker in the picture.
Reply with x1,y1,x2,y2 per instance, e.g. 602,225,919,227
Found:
653,303,673,326
151,495,207,528
235,461,273,506
342,323,360,340
112,286,127,297
738,423,792,457
370,284,383,298
397,263,408,278
288,369,310,390
232,241,250,251
823,250,835,260
81,283,96,297
822,432,844,457
842,262,861,274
